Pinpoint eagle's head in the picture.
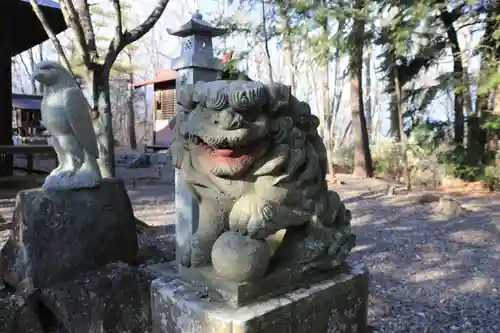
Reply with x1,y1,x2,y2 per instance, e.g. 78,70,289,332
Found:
32,60,72,86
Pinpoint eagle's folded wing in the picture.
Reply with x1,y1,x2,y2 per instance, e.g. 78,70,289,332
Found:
64,87,99,158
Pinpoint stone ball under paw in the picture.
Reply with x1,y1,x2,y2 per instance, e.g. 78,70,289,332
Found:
211,231,271,282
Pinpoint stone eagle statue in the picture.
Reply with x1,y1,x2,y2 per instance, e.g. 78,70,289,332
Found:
32,60,102,190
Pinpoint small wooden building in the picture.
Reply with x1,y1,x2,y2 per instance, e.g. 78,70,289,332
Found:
134,69,177,146
12,93,47,144
1,0,66,176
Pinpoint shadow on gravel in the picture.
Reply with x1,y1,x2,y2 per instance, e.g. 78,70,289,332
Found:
346,192,500,332
0,199,15,232
0,215,10,232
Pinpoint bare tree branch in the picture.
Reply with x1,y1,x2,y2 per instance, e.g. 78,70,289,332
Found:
112,0,124,55
59,0,92,68
18,55,31,78
339,121,352,148
102,0,124,74
73,0,98,60
120,0,170,50
104,0,170,74
29,0,73,74
261,1,273,82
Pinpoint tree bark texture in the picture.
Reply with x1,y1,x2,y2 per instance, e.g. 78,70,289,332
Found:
467,3,500,163
322,65,336,181
127,70,137,149
350,0,373,178
363,44,372,139
28,49,38,94
351,77,374,178
276,2,295,92
440,9,465,146
92,68,115,177
260,0,273,82
394,66,411,189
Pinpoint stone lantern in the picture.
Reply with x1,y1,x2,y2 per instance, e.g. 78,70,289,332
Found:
167,11,228,264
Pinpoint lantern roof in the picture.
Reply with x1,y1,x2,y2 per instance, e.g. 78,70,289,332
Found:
166,11,227,38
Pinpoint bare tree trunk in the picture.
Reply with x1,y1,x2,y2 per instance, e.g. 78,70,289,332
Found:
351,72,373,178
364,43,372,138
390,97,400,141
28,49,37,94
466,4,499,163
350,0,373,178
394,65,411,189
373,100,382,141
329,47,343,148
127,55,137,149
282,35,294,91
339,121,352,148
308,62,322,137
260,0,273,82
276,2,294,92
440,9,465,146
144,91,150,145
36,44,45,93
91,66,114,177
322,63,336,182
38,44,44,63
458,28,473,123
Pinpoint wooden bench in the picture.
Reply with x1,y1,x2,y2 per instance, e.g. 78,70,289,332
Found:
0,144,56,154
144,145,170,153
0,145,56,175
0,175,45,184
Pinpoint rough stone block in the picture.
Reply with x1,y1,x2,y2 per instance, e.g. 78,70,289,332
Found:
0,178,138,292
151,263,369,333
0,291,43,333
40,262,154,333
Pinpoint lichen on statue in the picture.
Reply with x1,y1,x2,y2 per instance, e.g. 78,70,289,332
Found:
170,79,355,283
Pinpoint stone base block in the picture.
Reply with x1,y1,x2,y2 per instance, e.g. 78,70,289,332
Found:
0,178,138,292
40,262,154,333
149,262,355,309
0,291,43,333
151,263,369,333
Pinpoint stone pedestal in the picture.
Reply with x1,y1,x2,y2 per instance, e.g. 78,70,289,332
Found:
150,263,369,333
0,292,43,333
174,170,198,265
40,262,154,333
0,178,138,292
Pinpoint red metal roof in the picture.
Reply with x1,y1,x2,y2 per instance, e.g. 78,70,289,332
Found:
133,69,177,88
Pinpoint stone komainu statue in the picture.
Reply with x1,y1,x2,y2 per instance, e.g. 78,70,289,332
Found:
170,79,355,282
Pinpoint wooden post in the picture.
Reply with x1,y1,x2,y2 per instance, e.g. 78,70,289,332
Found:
0,14,13,176
152,88,157,145
26,153,34,174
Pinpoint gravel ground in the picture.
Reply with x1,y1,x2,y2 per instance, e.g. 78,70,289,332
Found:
1,169,499,332
332,176,500,333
